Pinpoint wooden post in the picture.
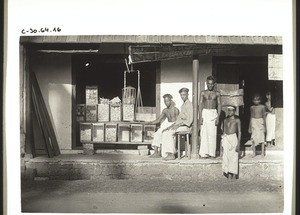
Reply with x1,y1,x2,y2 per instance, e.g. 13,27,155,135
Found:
155,62,161,118
20,44,26,155
24,49,35,158
191,58,199,159
177,134,180,159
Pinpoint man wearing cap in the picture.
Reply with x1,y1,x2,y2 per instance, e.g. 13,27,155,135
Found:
162,88,193,160
147,94,180,158
221,105,241,179
199,76,221,158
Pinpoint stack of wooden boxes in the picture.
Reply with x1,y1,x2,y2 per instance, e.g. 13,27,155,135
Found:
77,86,156,155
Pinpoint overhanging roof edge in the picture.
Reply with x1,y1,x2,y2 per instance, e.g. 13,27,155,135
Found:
20,35,283,45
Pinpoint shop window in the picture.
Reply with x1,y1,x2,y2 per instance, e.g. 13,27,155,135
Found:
72,54,157,147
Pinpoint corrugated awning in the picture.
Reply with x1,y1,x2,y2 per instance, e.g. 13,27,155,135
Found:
20,35,282,45
21,35,282,63
129,44,234,63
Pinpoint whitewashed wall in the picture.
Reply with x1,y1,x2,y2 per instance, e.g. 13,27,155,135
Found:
159,56,212,113
31,53,73,150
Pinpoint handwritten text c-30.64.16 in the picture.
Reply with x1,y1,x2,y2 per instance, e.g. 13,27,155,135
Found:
21,27,62,34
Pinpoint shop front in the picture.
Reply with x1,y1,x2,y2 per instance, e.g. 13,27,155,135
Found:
19,35,283,158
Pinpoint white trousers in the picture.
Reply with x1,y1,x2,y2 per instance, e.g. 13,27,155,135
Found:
199,109,218,157
151,119,174,149
266,113,276,142
153,122,190,158
222,134,239,175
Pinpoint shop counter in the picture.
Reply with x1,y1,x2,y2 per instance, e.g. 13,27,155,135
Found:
80,121,156,144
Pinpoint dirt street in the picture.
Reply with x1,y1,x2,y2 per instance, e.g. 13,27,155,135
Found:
21,177,283,213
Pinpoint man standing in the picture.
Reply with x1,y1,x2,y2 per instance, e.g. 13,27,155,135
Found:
162,88,193,160
199,76,221,158
148,94,179,158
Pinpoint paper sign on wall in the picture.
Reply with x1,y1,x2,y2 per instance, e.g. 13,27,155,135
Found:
268,54,283,80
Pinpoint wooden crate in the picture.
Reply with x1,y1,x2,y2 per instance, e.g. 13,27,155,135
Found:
105,123,118,142
118,123,131,142
92,123,105,143
136,106,156,122
220,89,244,107
97,104,110,122
80,123,92,143
76,104,86,122
86,105,97,122
136,106,156,114
135,113,156,122
144,125,156,142
85,86,98,105
110,104,121,121
131,124,143,142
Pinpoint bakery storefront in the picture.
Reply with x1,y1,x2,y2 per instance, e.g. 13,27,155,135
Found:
20,35,283,158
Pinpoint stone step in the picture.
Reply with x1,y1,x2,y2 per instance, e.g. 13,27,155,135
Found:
21,167,37,181
24,153,283,181
60,148,283,156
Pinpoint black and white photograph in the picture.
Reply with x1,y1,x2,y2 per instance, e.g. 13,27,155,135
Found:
4,0,295,215
19,35,284,213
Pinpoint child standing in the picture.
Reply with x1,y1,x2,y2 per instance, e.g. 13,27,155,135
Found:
221,106,241,179
249,94,266,157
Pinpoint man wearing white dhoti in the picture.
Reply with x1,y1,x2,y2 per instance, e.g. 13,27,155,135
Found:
148,94,179,158
221,106,241,179
199,76,221,158
162,88,193,160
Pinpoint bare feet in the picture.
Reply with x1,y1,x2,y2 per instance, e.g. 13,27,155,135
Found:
149,152,161,158
164,153,175,161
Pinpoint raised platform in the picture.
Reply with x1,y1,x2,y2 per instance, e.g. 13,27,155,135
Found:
22,151,283,181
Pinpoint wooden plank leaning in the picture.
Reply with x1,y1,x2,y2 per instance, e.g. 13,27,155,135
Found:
31,72,61,156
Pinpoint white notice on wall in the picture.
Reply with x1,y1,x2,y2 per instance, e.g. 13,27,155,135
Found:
268,54,283,80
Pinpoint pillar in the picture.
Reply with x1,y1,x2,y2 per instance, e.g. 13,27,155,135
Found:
192,58,199,159
24,48,35,158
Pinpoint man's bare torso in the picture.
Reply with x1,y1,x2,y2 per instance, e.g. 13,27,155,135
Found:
162,106,179,122
202,90,219,109
251,105,266,119
224,117,240,135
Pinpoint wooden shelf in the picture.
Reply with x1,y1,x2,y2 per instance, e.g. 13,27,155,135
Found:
83,141,151,145
79,121,149,124
80,121,155,145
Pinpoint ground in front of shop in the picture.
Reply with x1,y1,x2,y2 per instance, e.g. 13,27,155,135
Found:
21,177,283,213
21,151,283,213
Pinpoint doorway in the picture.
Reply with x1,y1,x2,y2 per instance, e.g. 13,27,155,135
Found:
213,56,270,142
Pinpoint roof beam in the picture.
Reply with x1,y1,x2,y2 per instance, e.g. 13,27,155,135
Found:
20,35,282,45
